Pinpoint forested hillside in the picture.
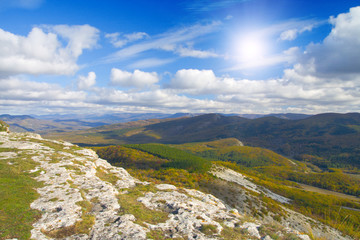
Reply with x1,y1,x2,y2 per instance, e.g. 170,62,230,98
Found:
94,140,360,239
57,113,360,170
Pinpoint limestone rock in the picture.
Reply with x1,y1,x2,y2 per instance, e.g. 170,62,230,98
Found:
0,131,353,240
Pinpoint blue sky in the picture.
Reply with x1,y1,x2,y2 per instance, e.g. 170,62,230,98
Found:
1,0,360,115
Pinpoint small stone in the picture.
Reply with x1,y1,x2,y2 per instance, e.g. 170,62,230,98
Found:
298,234,311,240
240,222,261,239
156,184,177,190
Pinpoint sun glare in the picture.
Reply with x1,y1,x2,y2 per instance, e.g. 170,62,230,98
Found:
235,34,267,62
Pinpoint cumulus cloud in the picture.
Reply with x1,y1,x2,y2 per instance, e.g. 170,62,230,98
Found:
77,72,96,90
166,66,360,113
0,77,86,102
301,6,360,76
110,68,159,88
0,24,99,76
89,88,227,113
170,69,217,90
50,24,100,58
105,32,149,48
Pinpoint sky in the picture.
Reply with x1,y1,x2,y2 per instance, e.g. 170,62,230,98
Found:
1,0,360,115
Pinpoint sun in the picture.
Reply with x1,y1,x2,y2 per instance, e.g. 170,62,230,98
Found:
239,38,264,60
235,33,267,62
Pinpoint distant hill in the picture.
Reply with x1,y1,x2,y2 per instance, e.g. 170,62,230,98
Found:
146,113,360,168
32,112,197,124
0,113,197,134
0,114,34,121
52,112,360,168
44,116,192,145
235,113,312,120
0,114,107,133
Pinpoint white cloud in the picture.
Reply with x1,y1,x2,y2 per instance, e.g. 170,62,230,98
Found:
280,29,298,41
170,69,217,90
50,24,100,58
227,47,299,71
176,46,219,58
77,72,96,90
279,24,316,41
2,7,360,115
0,25,99,76
127,58,174,69
0,77,87,102
105,32,149,48
110,68,159,88
166,67,360,113
89,88,227,113
104,21,221,62
302,6,360,76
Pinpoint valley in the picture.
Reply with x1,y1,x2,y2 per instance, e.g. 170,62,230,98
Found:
1,112,360,239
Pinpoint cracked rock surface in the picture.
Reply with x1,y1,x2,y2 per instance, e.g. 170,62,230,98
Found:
0,131,349,240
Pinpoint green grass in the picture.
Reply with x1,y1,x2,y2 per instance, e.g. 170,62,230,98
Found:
199,224,218,235
61,165,84,175
0,150,43,240
96,167,120,185
125,143,211,173
117,184,169,226
41,190,95,238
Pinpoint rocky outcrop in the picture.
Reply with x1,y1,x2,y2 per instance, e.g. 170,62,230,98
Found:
210,166,291,204
210,166,351,240
0,130,350,240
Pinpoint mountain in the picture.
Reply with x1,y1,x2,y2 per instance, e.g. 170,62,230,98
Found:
234,113,312,120
0,113,201,135
0,114,108,133
51,112,360,169
0,114,34,121
32,112,197,124
142,113,360,168
0,122,352,240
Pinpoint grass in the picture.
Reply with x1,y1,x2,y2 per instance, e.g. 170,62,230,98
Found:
117,184,169,226
61,164,84,175
42,214,95,238
96,166,120,185
42,198,95,238
0,150,43,240
220,225,248,239
199,224,218,235
125,143,211,173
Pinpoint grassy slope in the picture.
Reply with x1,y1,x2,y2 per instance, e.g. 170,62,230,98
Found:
0,148,43,240
95,140,360,238
175,139,360,238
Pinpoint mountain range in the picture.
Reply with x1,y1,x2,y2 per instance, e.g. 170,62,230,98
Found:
44,112,360,169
